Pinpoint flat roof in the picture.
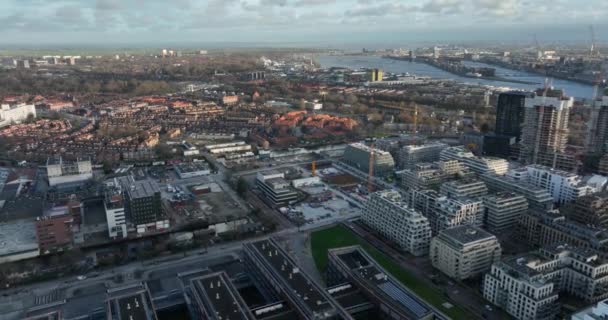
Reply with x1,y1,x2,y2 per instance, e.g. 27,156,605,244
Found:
0,219,38,257
106,284,157,320
438,226,496,245
191,272,254,320
117,176,160,199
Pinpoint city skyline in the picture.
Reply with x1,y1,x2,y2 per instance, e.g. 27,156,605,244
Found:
0,0,607,45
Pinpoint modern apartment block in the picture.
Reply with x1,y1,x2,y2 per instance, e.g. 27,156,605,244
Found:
495,91,533,141
585,96,608,155
104,178,127,239
440,146,509,176
508,165,607,205
400,160,469,191
343,142,395,177
568,192,608,229
439,178,488,198
519,90,574,167
481,173,554,210
116,175,168,234
398,142,448,169
430,226,501,280
483,244,608,320
0,103,36,128
255,170,298,206
430,197,484,235
482,192,529,233
46,156,93,188
362,190,432,256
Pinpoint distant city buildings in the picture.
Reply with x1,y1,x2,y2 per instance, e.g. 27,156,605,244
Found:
46,156,93,188
362,190,432,256
586,96,608,155
495,91,532,141
430,226,501,280
398,142,448,169
367,68,383,82
0,103,36,128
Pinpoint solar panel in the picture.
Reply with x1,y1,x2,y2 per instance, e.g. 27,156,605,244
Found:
378,282,429,318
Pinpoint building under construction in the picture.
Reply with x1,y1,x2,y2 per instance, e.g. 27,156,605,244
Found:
586,96,608,155
519,89,574,170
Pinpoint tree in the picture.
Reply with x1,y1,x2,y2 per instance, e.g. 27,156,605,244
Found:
298,98,306,110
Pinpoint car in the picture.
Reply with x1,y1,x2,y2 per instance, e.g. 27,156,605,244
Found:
76,275,86,281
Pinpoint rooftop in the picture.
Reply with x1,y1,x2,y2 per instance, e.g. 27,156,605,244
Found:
106,284,157,320
438,226,496,246
191,272,254,320
0,219,38,257
116,176,160,199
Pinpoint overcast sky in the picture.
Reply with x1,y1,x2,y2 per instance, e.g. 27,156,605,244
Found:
0,0,606,46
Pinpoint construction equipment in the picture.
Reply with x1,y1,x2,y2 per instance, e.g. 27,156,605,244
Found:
368,143,375,193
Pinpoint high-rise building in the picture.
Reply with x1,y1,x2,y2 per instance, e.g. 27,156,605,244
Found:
482,192,528,233
483,244,608,320
440,146,509,176
368,68,383,82
568,192,608,229
399,142,448,169
343,142,395,177
362,190,432,256
430,226,501,280
520,90,574,166
116,175,167,234
104,178,127,239
35,209,74,254
586,96,608,154
439,178,488,198
495,91,533,140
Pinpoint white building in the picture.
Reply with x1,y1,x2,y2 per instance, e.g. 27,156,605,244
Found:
104,179,127,239
431,197,484,235
508,165,607,205
439,178,488,198
430,226,501,280
483,244,608,320
440,146,509,176
0,103,36,127
46,156,93,187
398,142,448,169
572,299,608,320
362,190,432,256
482,192,529,233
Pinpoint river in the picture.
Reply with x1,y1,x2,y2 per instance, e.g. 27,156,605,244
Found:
316,55,595,99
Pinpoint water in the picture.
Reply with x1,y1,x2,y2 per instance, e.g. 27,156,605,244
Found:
317,55,595,99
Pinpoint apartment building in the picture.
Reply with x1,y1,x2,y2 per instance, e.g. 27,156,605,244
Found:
400,160,470,191
439,178,488,198
482,192,528,233
568,192,608,229
430,197,484,235
0,103,36,128
362,190,432,256
481,173,554,211
430,226,501,280
398,142,448,169
343,142,395,177
440,146,509,176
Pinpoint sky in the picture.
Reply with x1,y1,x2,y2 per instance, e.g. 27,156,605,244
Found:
0,0,606,47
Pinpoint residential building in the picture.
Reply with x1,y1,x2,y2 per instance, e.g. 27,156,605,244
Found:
519,90,574,167
439,178,488,198
116,175,168,234
398,142,448,169
483,244,608,320
568,192,608,229
585,96,608,154
368,68,383,82
430,226,501,280
326,246,438,320
440,146,509,175
600,154,608,176
508,165,607,205
362,190,432,256
571,299,608,320
35,209,74,254
460,132,484,155
431,197,484,235
0,103,36,128
256,170,298,206
495,91,533,141
482,192,528,233
400,160,469,191
104,179,127,239
343,142,395,177
46,156,93,188
404,188,443,218
481,173,554,210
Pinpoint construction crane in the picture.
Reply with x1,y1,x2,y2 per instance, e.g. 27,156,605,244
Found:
533,34,542,60
311,161,316,177
368,143,375,193
590,25,597,57
413,104,418,145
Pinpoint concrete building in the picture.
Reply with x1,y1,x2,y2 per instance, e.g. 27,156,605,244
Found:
495,91,533,141
104,179,127,239
343,143,395,177
242,238,352,320
116,175,168,234
0,219,39,264
568,192,608,229
483,244,608,320
430,226,501,280
482,192,528,233
368,69,383,82
326,246,438,320
46,156,93,188
35,209,74,254
481,173,554,211
0,103,36,128
440,146,509,176
362,190,432,256
106,283,158,320
431,197,484,235
585,96,608,154
398,142,448,169
439,178,488,198
256,170,298,207
520,90,574,167
189,271,255,320
400,160,469,191
571,299,608,320
174,162,211,179
508,165,607,205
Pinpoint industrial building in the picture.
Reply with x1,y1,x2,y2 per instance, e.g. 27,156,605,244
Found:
362,190,432,256
46,156,93,188
439,178,488,198
398,142,448,169
0,103,36,128
430,226,501,280
440,146,509,176
343,143,395,177
35,208,74,254
482,192,528,233
480,173,554,210
483,244,608,320
255,170,299,207
174,162,211,179
326,246,440,320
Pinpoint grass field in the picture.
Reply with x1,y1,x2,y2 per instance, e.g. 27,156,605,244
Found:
310,224,471,320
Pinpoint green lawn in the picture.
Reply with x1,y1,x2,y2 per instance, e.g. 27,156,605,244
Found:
311,225,471,320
